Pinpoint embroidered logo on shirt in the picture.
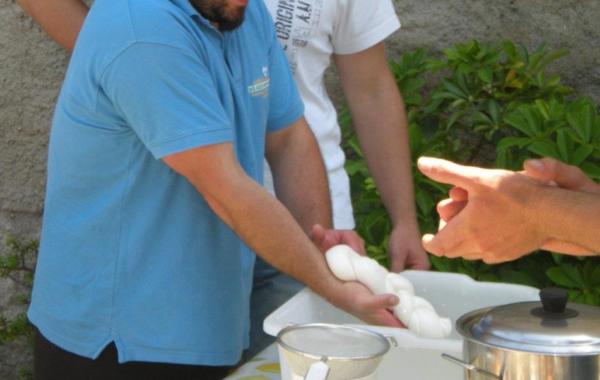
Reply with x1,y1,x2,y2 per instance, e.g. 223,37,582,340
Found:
248,66,270,97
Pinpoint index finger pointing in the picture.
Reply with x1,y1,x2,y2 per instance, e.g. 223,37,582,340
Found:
417,157,482,189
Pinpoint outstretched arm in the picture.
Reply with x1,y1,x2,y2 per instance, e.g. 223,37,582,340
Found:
418,157,600,263
334,43,428,271
436,157,600,256
16,0,88,50
164,122,402,327
523,158,600,255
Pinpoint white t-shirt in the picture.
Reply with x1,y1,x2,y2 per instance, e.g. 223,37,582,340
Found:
263,0,401,229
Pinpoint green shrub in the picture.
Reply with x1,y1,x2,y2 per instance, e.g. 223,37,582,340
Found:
343,40,600,305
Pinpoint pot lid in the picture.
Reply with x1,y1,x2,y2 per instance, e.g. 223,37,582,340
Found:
457,288,600,355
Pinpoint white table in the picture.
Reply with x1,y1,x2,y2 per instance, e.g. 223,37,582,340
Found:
225,342,465,380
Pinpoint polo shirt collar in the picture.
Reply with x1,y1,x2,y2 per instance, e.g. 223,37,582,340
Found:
171,0,199,17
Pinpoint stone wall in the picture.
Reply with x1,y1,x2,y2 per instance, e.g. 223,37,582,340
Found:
0,0,599,378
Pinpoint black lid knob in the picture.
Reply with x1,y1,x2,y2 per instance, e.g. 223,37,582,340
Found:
540,287,568,313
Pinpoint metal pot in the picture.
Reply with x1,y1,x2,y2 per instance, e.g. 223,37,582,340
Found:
443,288,600,379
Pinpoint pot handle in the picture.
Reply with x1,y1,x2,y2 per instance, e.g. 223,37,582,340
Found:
441,353,502,380
304,358,330,380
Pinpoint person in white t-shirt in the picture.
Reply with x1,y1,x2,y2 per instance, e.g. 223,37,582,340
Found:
17,0,428,358
253,0,428,356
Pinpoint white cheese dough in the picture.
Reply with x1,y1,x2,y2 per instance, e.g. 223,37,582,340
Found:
325,244,452,338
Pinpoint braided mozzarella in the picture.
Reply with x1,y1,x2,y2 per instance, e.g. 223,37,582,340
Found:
325,244,452,339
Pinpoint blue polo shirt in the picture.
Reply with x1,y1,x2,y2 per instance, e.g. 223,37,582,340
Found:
28,0,303,366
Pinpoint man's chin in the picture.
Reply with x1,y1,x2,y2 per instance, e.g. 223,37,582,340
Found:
219,9,245,31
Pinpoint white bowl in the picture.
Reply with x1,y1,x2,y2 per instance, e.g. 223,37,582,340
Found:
264,270,540,379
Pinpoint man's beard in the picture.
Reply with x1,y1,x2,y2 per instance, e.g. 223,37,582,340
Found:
190,0,246,31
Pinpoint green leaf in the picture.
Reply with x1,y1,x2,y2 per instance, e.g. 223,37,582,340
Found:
566,98,595,143
363,209,388,232
569,289,585,303
450,98,466,109
495,147,508,168
583,291,599,306
527,141,560,159
487,100,501,125
496,136,531,151
402,77,427,93
442,79,468,99
585,263,600,287
571,145,594,166
536,48,569,72
447,111,464,129
546,267,578,288
474,124,490,133
408,124,423,153
497,268,538,287
424,97,444,114
504,112,534,137
345,160,367,176
347,137,364,158
560,264,585,287
415,190,435,215
580,162,600,181
556,129,570,162
472,111,492,125
523,107,542,135
551,253,564,265
502,40,518,61
477,67,493,84
534,99,550,120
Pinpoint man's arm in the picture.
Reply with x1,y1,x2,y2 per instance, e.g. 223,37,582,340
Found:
334,43,429,271
266,117,367,254
16,0,88,50
418,157,600,263
163,131,402,327
523,158,600,255
266,117,332,232
436,157,600,256
538,185,600,255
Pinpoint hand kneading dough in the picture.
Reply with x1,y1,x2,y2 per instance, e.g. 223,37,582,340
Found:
325,244,452,339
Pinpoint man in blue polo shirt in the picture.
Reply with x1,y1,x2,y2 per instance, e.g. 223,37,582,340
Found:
28,0,402,378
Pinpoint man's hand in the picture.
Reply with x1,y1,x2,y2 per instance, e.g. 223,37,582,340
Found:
417,157,548,263
331,281,404,327
309,225,405,327
310,224,365,255
388,225,430,272
434,158,600,256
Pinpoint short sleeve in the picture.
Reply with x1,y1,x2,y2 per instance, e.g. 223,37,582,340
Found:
101,43,234,159
265,16,305,132
332,0,401,55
